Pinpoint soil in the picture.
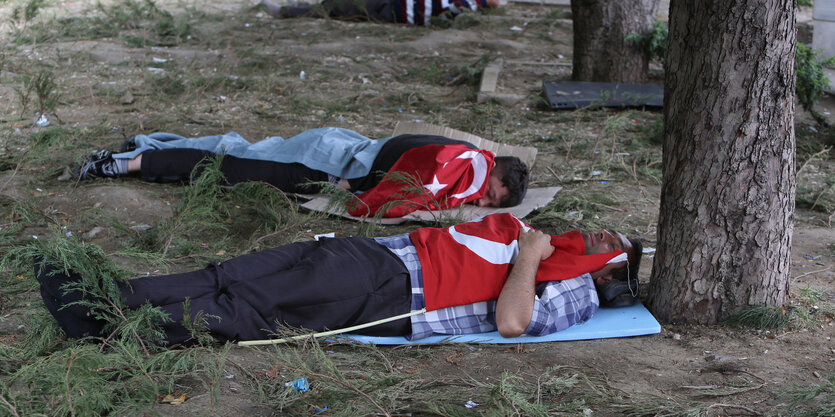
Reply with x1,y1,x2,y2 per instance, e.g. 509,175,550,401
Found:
1,1,834,416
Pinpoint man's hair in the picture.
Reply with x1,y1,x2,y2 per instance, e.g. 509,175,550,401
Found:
493,156,529,207
610,237,643,292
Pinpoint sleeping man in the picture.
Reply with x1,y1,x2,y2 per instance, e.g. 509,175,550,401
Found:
260,0,503,26
76,127,529,218
37,213,642,346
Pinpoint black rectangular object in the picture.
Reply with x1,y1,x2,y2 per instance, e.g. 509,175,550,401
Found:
542,81,664,109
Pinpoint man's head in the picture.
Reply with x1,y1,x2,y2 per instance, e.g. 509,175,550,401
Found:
580,230,641,286
475,156,529,208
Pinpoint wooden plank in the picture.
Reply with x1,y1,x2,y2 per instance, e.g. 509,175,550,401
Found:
479,59,502,94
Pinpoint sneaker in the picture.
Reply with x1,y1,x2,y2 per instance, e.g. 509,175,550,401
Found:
76,150,120,180
119,135,138,152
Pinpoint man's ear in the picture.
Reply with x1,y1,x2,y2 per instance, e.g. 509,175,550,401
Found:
593,273,612,286
590,261,626,285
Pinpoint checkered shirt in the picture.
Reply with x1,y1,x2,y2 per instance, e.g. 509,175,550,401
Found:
375,233,600,340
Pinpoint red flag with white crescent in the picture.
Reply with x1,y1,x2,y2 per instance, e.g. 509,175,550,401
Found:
347,144,495,218
410,213,627,311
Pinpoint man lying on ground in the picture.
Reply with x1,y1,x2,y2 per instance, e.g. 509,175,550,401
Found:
36,213,642,346
76,127,529,217
261,0,503,25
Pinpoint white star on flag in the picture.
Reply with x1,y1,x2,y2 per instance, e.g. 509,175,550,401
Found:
423,175,447,196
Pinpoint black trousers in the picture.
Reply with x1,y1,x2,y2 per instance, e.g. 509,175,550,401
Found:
139,149,331,193
40,238,412,345
138,135,475,193
320,0,398,22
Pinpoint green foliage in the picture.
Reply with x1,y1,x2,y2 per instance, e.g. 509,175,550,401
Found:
784,373,835,417
145,72,187,97
0,340,212,416
633,115,664,147
228,182,297,231
10,0,48,23
449,54,495,86
97,0,192,46
253,339,407,414
539,366,579,397
625,20,668,65
342,170,468,228
430,8,481,29
0,313,66,366
529,193,615,231
647,20,668,64
487,372,549,416
180,298,220,347
148,155,229,256
32,69,61,113
31,126,71,147
796,43,835,125
14,0,192,46
15,69,62,116
723,295,835,333
400,59,448,85
34,232,172,340
722,306,793,330
797,0,813,7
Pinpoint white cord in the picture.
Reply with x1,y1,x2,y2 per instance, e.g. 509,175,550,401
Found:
238,308,427,347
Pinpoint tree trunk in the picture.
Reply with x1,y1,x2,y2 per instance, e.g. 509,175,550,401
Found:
571,0,660,82
647,0,796,324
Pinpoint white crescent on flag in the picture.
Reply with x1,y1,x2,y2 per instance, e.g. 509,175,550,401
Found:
440,150,489,200
447,216,530,264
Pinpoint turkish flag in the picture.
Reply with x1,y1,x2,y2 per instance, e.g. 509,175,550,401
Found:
411,213,626,311
347,144,496,218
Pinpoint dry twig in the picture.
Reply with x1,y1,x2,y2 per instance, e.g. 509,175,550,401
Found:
707,403,761,415
65,350,77,417
0,393,21,417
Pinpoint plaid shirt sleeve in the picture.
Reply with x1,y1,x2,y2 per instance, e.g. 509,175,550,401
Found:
523,274,600,336
374,234,599,340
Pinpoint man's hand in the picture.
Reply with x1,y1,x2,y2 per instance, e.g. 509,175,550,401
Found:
518,229,554,261
495,228,554,338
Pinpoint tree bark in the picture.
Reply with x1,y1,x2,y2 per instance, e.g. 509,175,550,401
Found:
571,0,660,82
648,0,796,324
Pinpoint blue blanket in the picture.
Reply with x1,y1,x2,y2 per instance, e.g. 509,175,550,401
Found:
113,127,392,179
338,302,660,345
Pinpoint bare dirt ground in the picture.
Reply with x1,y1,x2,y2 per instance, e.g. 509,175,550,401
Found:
1,1,834,416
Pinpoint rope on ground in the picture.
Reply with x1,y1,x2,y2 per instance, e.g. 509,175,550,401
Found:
238,308,427,346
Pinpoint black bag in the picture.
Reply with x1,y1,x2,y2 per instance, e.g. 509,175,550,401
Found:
597,278,639,308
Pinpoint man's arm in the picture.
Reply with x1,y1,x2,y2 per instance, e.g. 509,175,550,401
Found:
495,229,554,338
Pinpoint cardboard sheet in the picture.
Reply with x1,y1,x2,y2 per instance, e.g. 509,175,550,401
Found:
300,186,560,224
298,123,553,223
543,81,664,109
333,302,661,345
392,122,538,168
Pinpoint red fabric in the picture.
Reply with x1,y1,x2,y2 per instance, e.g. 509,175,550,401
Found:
347,144,495,218
410,213,624,311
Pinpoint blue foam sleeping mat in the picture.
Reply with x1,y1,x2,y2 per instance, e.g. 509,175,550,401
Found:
339,301,661,345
